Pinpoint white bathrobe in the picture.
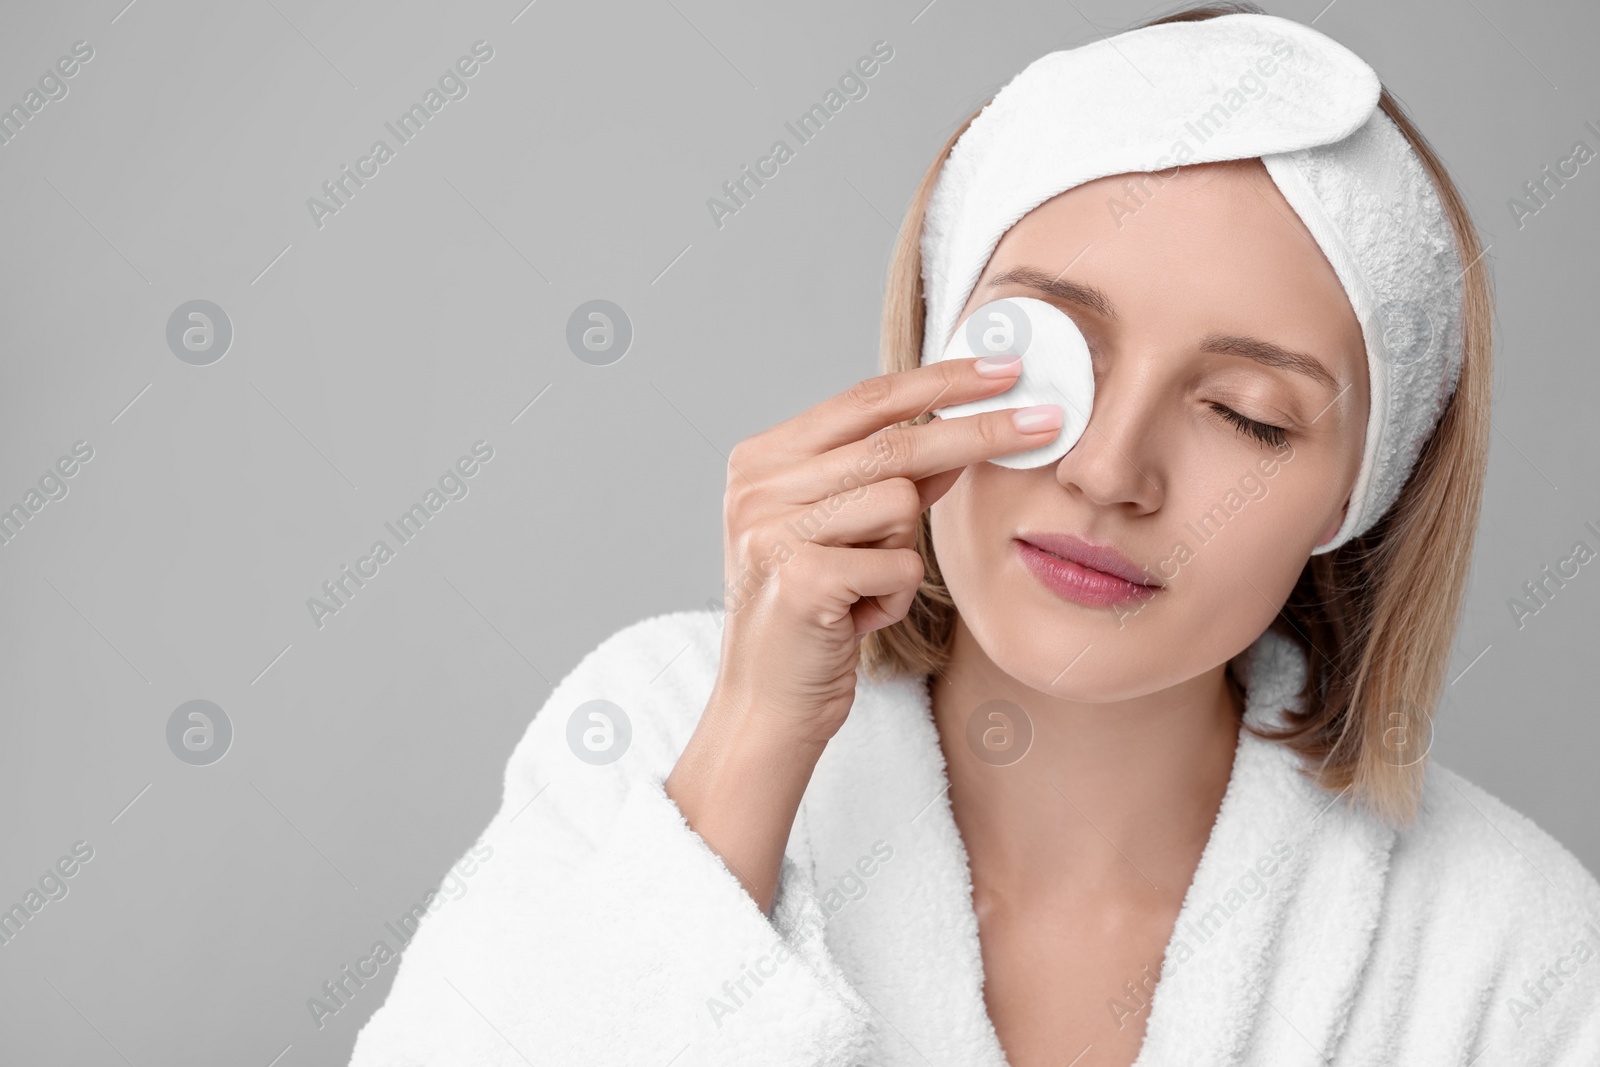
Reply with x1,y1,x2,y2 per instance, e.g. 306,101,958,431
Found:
346,608,1600,1066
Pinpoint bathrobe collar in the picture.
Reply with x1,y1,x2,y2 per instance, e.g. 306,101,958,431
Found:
801,625,1399,1066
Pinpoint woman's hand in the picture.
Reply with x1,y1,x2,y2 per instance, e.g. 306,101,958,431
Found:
710,353,1063,748
666,353,1060,915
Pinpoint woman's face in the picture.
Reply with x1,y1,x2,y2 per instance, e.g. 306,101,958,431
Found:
930,159,1368,701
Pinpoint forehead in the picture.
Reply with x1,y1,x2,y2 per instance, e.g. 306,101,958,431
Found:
978,160,1362,355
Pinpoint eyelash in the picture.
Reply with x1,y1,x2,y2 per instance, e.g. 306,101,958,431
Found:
1077,338,1291,449
1209,403,1288,448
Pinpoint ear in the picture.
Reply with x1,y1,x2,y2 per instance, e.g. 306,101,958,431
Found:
1317,500,1350,548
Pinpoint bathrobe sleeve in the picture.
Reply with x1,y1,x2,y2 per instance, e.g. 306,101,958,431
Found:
346,610,878,1067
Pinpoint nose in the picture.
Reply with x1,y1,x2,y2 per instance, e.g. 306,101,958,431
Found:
1051,355,1165,514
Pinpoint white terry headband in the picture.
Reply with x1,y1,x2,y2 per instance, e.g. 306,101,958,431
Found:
919,12,1465,555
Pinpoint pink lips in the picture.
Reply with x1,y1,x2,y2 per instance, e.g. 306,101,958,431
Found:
1014,533,1161,609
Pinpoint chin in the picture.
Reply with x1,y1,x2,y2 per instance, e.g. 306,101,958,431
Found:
1011,640,1170,703
969,576,1219,700
960,595,1119,698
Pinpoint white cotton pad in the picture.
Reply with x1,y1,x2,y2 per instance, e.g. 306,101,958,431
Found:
928,296,1094,469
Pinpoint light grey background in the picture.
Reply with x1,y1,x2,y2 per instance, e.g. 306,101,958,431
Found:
0,0,1594,1063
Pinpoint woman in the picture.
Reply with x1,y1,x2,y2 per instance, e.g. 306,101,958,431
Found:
347,5,1600,1066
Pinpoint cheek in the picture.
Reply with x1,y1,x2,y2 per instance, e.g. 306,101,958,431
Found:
928,470,984,567
1169,465,1323,600
929,467,1021,606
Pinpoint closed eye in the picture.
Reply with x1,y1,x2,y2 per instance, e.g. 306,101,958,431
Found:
1209,403,1288,448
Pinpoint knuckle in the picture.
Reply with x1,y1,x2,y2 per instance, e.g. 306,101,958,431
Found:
869,419,911,466
784,542,816,577
868,426,913,471
725,522,756,562
897,547,926,585
973,412,1006,452
727,436,758,480
941,356,970,390
883,476,922,514
723,477,752,526
724,457,766,520
725,494,772,558
845,374,894,414
773,546,816,596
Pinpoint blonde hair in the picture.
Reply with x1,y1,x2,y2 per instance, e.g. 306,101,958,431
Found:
858,1,1493,828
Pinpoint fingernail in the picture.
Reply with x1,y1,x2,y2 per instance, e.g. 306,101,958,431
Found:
975,354,1022,377
1012,405,1063,433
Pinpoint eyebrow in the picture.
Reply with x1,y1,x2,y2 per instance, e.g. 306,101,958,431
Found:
984,266,1341,392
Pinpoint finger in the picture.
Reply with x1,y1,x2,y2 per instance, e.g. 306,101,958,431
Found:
774,402,1061,504
852,584,920,636
750,356,1024,463
781,478,923,550
808,544,923,605
911,465,964,513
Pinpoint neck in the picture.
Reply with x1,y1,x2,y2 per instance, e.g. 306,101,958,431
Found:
928,614,1244,906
